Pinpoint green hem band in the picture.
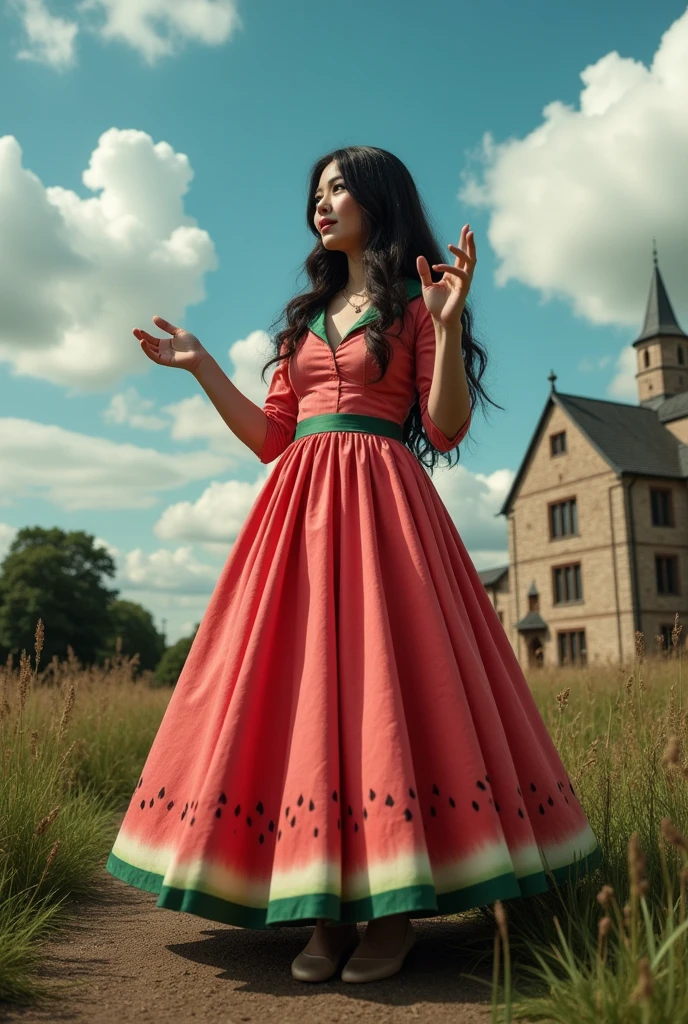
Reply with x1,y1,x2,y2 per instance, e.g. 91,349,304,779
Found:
105,843,603,931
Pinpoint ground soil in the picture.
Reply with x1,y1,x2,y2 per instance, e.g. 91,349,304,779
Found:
2,811,508,1024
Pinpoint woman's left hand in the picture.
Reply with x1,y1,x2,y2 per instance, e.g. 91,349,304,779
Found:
417,224,477,330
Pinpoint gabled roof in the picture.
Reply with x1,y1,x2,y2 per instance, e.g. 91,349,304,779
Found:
498,390,688,517
477,564,509,587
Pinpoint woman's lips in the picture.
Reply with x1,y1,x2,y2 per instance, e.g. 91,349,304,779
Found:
321,222,336,231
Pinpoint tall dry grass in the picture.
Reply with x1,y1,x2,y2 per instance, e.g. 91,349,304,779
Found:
0,621,170,1006
478,617,688,1022
1,617,688,1019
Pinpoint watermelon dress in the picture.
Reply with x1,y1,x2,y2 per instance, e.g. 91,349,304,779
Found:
106,277,603,929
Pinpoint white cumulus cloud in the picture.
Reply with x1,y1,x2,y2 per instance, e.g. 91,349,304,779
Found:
0,418,231,511
460,8,688,401
0,128,217,391
154,476,267,544
118,545,219,593
10,0,79,70
9,0,242,69
103,387,170,430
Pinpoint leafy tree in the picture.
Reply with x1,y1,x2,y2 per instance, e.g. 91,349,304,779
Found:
98,599,166,673
153,623,200,687
0,526,118,666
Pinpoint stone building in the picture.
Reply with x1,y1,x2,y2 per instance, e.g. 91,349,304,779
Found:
478,248,688,668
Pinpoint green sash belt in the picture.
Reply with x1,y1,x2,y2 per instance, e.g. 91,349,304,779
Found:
292,413,404,443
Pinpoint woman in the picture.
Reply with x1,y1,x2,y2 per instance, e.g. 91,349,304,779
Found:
106,146,602,985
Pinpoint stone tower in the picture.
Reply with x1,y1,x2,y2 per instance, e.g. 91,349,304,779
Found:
633,242,688,407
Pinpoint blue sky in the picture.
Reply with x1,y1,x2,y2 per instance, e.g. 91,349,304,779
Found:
1,0,686,645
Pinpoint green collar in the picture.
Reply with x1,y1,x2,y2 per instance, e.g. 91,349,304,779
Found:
308,276,423,345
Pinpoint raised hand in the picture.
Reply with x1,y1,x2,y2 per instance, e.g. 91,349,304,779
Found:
417,224,477,331
133,316,208,374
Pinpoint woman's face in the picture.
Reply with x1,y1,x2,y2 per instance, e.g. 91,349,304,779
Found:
313,160,366,255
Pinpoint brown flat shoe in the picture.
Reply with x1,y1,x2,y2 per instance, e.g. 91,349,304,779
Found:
340,919,416,983
291,924,360,982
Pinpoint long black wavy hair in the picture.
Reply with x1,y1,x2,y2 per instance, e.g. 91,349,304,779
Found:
262,145,502,475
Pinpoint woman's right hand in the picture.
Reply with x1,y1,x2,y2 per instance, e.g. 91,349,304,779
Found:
134,316,208,374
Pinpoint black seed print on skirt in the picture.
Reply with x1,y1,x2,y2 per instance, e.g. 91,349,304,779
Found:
518,808,524,818
297,794,304,807
449,797,455,808
432,784,440,796
309,799,315,811
218,792,227,804
385,794,394,807
409,788,416,799
369,789,376,800
259,834,264,843
167,801,174,811
476,780,486,791
404,808,413,821
332,790,338,802
256,801,264,814
158,787,165,799
472,801,480,811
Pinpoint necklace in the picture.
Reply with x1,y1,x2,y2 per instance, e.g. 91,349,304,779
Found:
341,285,369,314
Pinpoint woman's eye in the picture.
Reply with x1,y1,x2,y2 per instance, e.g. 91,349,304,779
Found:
315,184,344,202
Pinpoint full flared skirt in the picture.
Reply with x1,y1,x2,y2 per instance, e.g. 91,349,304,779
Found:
106,430,602,929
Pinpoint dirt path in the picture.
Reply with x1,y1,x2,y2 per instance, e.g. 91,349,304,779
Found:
3,812,503,1024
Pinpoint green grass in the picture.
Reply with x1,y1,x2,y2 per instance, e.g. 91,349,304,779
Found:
1,619,688,1019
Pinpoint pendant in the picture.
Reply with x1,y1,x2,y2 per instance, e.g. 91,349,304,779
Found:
354,304,361,313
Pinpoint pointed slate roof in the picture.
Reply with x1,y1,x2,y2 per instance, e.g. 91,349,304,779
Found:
632,245,687,345
500,249,688,517
498,390,688,517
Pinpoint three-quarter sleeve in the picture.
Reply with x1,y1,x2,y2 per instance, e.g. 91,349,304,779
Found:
256,343,299,464
413,299,472,453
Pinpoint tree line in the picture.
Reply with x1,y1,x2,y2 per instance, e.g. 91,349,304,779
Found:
0,526,198,685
